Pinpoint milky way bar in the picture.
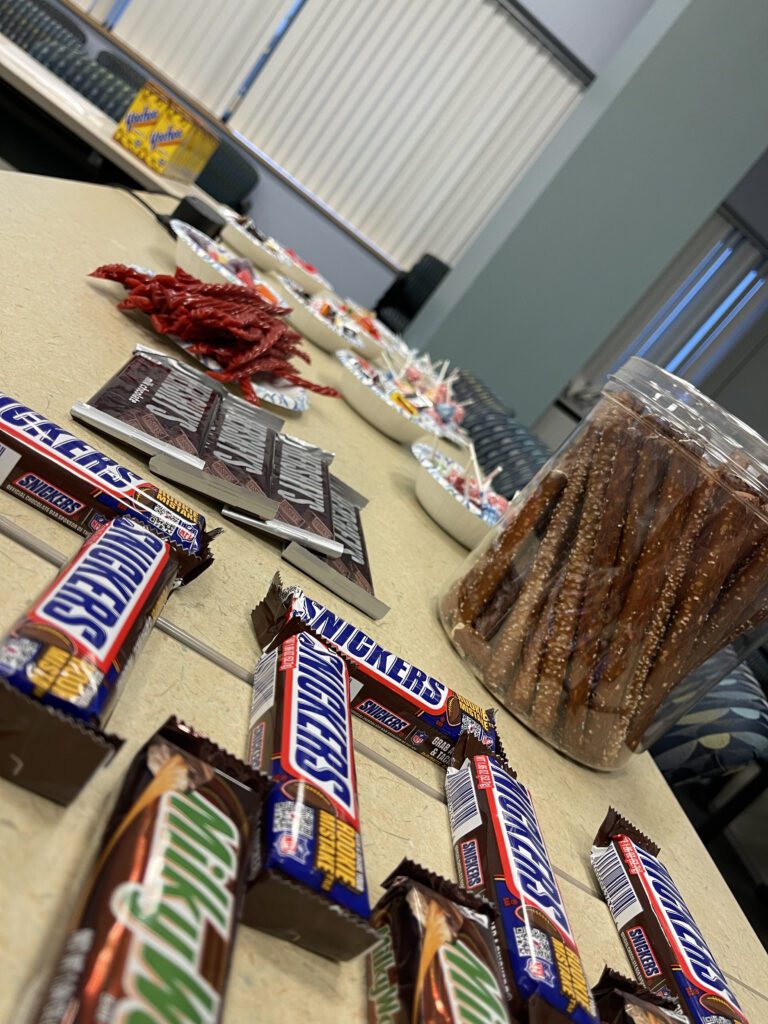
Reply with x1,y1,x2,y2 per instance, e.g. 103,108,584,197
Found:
591,809,749,1024
245,629,376,961
447,733,598,1024
252,575,500,768
0,516,180,724
0,392,214,580
367,859,510,1023
34,717,267,1024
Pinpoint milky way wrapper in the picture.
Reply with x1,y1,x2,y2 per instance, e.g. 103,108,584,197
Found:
252,574,500,769
367,859,511,1023
591,809,749,1024
244,628,377,960
446,733,598,1024
591,966,687,1024
0,515,188,803
0,391,215,582
34,717,268,1024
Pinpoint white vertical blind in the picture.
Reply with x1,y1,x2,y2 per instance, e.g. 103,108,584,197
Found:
230,0,583,265
96,0,293,116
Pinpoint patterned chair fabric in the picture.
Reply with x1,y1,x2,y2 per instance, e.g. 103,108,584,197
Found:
650,648,768,787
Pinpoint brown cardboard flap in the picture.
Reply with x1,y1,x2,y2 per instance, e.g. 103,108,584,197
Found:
242,869,379,962
0,680,122,805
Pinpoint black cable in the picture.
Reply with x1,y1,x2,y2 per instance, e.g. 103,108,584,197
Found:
109,183,174,234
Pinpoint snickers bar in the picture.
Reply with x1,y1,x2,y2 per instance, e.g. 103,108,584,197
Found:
0,391,214,579
591,809,749,1024
591,967,687,1024
446,733,598,1024
252,575,499,767
244,629,377,960
367,859,510,1023
34,717,267,1024
0,516,181,724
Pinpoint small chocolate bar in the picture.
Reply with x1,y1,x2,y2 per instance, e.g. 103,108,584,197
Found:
446,733,598,1024
591,967,687,1023
252,575,499,767
367,859,511,1024
34,717,267,1024
0,516,181,724
591,809,749,1024
244,629,377,960
0,390,214,579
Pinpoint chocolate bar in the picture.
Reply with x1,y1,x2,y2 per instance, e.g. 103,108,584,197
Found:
0,391,214,579
591,809,748,1024
591,967,687,1024
244,629,377,960
34,717,267,1024
252,575,499,768
282,475,390,619
367,859,511,1023
0,516,180,724
446,732,598,1023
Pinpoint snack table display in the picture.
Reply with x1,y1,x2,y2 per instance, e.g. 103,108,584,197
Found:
0,173,766,1023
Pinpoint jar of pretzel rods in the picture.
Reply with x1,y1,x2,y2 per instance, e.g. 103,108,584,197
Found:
438,357,768,769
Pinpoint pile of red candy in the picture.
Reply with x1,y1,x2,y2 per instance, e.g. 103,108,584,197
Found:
90,264,339,405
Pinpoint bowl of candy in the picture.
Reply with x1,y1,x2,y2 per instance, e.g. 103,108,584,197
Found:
411,442,508,548
277,281,382,359
220,217,331,295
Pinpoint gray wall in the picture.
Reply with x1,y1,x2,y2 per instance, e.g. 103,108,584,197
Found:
524,0,656,72
407,0,768,425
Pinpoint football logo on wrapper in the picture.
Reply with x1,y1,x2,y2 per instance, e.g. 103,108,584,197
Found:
282,631,358,826
32,517,169,669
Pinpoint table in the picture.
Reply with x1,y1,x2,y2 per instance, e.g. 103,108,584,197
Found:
0,34,210,201
0,171,766,1023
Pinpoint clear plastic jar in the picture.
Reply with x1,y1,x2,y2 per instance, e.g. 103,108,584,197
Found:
438,357,768,769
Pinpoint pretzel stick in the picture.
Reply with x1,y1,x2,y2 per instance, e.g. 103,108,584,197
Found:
484,429,595,707
530,417,623,732
558,417,640,752
511,573,562,712
455,470,567,625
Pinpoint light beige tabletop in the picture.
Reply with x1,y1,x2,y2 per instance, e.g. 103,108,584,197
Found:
0,36,211,200
0,171,766,1023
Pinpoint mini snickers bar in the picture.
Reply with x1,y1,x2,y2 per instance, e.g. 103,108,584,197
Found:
591,809,749,1024
591,967,687,1024
244,629,377,961
34,717,267,1024
0,391,214,579
0,516,180,724
252,575,499,767
446,733,598,1024
367,859,510,1024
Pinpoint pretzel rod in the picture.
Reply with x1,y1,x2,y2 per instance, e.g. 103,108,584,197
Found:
485,431,595,703
455,469,567,625
513,572,562,713
558,417,640,752
530,417,623,733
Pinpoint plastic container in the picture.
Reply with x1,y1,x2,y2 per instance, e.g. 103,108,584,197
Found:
438,357,768,769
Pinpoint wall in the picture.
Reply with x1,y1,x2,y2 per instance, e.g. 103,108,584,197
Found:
407,0,768,425
524,0,656,72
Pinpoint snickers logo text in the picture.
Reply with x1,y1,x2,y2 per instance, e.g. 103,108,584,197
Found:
14,473,83,516
459,839,484,890
34,518,168,668
285,632,357,824
488,759,572,941
626,926,661,979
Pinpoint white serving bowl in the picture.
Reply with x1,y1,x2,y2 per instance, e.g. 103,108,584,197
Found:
336,351,428,444
171,220,242,286
276,285,381,360
413,459,493,549
220,220,330,295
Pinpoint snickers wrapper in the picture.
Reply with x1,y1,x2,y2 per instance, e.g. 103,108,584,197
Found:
591,966,687,1023
591,809,749,1024
34,717,268,1024
367,858,511,1024
0,391,214,581
252,575,500,768
0,516,179,725
244,629,377,960
446,733,598,1024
